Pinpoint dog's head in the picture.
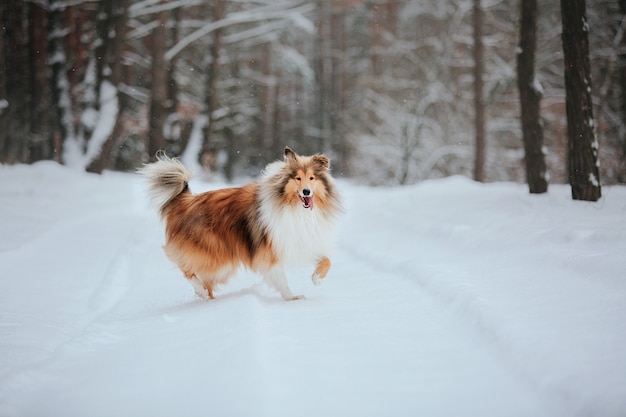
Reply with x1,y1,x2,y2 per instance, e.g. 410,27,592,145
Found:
282,146,330,211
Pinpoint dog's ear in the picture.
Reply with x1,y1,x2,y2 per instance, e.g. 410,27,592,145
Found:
312,154,330,170
284,146,297,162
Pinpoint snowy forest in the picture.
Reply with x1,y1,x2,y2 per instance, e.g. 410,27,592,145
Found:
1,0,625,188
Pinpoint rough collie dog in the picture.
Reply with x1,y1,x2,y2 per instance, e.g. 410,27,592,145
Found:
139,147,342,301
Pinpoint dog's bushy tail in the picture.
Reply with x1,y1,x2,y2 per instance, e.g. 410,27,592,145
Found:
138,153,193,217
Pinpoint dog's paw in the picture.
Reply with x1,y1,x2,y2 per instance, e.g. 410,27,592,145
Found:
280,291,305,301
190,277,211,300
281,292,305,301
194,288,211,301
311,273,323,286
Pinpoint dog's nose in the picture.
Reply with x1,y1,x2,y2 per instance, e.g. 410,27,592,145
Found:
302,188,311,196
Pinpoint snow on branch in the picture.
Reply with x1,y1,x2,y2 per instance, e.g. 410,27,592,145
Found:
84,81,119,163
128,0,163,14
126,20,161,41
164,1,315,61
222,19,286,44
56,0,95,9
129,0,204,18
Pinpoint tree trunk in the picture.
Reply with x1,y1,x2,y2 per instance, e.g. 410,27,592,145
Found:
48,0,73,163
147,9,169,162
330,6,346,167
560,0,601,201
517,0,548,193
223,58,240,182
167,7,180,116
86,0,130,173
89,0,115,119
0,2,6,160
473,0,486,182
370,1,384,77
0,0,30,163
200,0,225,172
27,2,51,163
620,0,626,172
272,80,281,151
260,43,275,162
315,0,331,154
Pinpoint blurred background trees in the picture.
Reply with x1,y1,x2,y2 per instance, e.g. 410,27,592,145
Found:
1,0,624,188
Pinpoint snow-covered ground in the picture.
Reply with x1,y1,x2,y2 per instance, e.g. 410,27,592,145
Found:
1,161,625,417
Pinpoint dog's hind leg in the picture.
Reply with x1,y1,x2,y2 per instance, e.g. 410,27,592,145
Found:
188,275,212,300
181,270,208,300
180,269,214,300
311,257,331,286
194,268,236,300
263,265,303,301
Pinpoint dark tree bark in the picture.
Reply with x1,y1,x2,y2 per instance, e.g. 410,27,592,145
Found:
167,7,180,116
86,0,130,173
0,0,30,163
315,0,331,154
259,43,274,163
271,80,281,152
330,6,347,171
87,0,116,121
0,2,6,161
27,2,51,163
200,0,225,172
64,6,92,93
619,0,626,174
222,58,240,182
147,9,169,162
0,0,48,163
560,0,601,201
517,0,548,193
473,0,486,182
48,0,72,163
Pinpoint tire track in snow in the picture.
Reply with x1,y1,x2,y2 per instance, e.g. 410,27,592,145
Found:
0,210,141,391
339,242,498,343
337,240,568,415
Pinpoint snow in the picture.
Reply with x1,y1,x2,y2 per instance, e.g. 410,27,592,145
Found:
277,47,315,82
289,12,315,35
64,80,119,169
180,115,205,175
532,76,544,95
83,81,118,162
165,2,315,61
1,163,625,417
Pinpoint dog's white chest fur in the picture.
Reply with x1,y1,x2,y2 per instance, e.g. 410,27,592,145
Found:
260,203,336,268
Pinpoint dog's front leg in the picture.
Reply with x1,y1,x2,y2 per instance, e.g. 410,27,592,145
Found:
263,265,303,301
311,257,331,286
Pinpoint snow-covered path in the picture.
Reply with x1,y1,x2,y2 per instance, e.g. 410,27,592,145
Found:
1,163,625,417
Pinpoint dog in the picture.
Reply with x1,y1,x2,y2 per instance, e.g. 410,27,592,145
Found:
139,147,343,300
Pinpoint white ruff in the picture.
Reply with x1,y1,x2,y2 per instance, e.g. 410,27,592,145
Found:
259,197,337,268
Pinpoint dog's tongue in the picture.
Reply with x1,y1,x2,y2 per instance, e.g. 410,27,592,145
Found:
302,196,313,210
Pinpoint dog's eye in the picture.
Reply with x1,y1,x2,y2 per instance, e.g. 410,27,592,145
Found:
309,176,314,181
295,177,301,181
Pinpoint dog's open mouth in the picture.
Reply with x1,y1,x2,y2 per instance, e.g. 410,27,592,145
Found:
299,195,314,210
